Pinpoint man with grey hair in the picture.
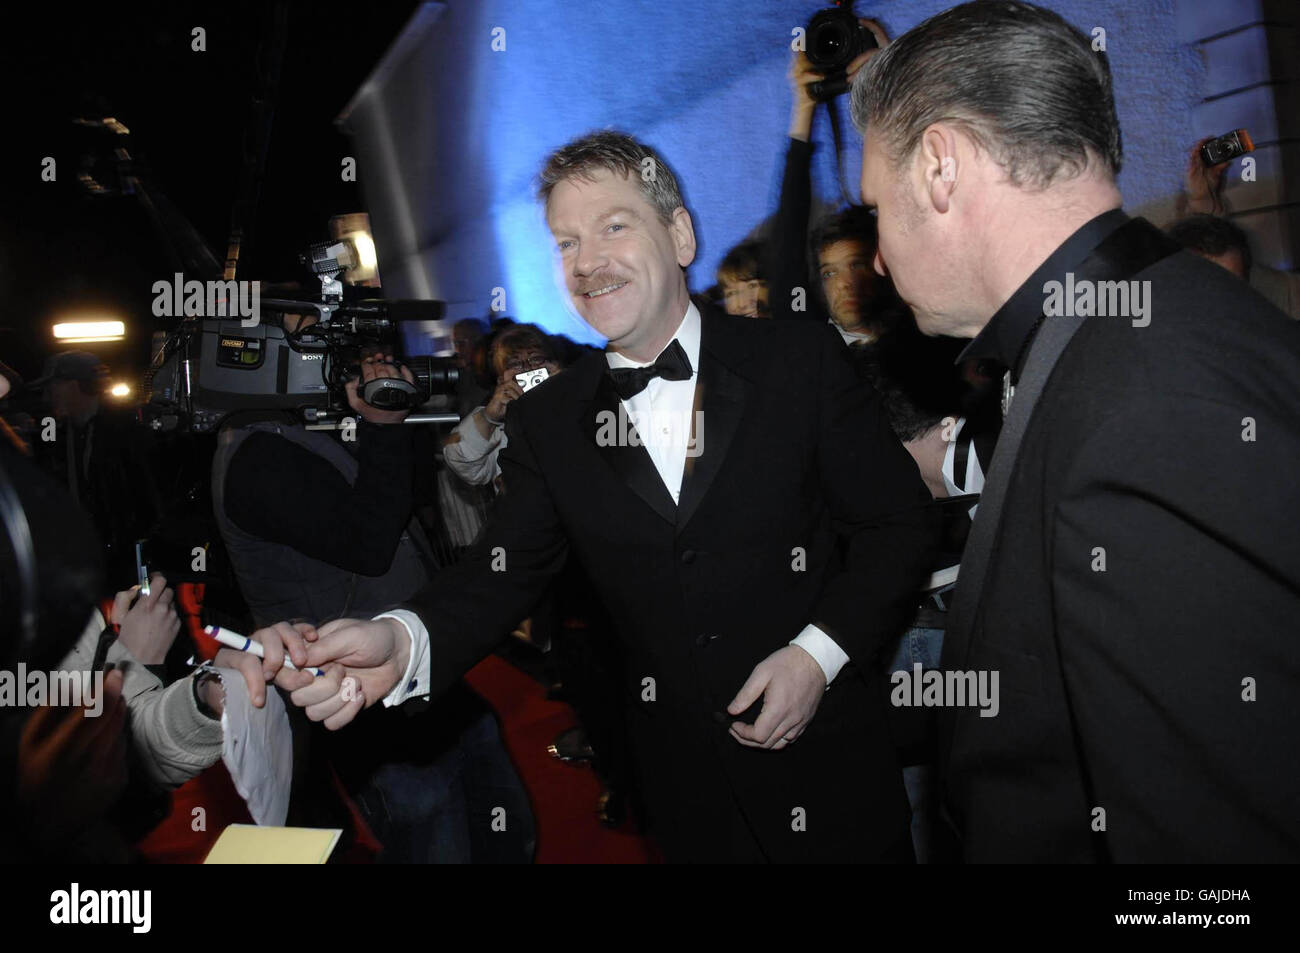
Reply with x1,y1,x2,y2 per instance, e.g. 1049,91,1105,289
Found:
853,0,1300,862
246,128,938,862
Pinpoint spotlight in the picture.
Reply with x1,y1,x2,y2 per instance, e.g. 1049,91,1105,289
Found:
52,320,126,343
328,212,380,286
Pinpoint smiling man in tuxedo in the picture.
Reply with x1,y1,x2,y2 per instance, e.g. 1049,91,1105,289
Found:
258,130,936,862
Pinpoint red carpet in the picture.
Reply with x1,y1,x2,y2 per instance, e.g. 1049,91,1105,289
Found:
464,654,658,864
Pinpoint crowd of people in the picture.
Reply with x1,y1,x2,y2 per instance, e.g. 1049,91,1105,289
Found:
2,0,1297,864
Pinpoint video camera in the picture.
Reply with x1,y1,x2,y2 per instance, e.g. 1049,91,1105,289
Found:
143,237,457,433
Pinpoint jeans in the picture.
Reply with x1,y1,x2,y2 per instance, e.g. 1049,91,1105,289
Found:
354,710,536,863
886,588,950,864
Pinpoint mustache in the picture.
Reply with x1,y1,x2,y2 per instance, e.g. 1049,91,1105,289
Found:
575,275,630,296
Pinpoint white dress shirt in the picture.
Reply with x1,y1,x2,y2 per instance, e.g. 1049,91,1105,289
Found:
604,303,702,504
941,415,986,520
378,303,849,707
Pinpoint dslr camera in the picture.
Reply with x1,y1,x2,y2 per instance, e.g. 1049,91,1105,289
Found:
805,2,878,101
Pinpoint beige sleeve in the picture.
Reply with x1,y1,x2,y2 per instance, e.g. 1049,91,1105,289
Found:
60,611,224,789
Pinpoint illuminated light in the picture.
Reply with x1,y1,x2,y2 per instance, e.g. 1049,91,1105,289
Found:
110,383,131,398
53,320,125,342
328,213,379,286
350,232,377,270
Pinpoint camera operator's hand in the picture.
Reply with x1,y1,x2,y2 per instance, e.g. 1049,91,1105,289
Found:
345,351,417,426
112,572,180,665
1180,137,1231,218
789,18,889,141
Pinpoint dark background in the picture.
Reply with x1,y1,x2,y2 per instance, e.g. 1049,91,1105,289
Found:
0,0,418,386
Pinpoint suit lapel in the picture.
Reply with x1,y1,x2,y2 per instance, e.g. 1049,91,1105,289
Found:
573,307,753,531
675,309,750,534
579,360,678,526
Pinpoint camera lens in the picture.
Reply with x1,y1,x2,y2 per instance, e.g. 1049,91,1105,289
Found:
810,17,852,70
406,356,460,398
806,7,877,75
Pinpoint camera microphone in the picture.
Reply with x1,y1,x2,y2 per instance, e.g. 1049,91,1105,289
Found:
343,299,446,322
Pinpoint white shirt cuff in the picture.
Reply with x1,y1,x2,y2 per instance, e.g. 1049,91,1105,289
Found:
791,624,850,686
374,610,431,707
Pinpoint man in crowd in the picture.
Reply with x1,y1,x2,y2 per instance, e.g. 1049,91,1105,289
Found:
213,324,534,862
252,130,936,863
854,0,1300,861
1165,214,1252,281
810,206,901,344
35,351,161,588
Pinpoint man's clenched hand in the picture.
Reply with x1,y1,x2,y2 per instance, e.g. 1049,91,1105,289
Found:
727,644,827,750
287,616,411,729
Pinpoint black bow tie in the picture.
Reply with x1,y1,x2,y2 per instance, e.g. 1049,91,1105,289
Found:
606,339,693,400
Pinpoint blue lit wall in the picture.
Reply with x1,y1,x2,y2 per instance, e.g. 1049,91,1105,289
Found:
345,0,1202,348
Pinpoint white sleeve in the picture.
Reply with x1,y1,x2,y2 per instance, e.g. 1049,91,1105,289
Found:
790,624,850,686
443,407,507,486
373,610,432,706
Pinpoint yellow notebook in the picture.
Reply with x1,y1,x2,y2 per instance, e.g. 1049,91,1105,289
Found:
203,824,342,864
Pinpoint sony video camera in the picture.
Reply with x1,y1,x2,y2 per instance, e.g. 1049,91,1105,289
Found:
143,237,455,433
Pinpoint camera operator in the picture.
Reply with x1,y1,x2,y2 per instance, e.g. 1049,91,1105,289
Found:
212,313,534,863
767,19,905,345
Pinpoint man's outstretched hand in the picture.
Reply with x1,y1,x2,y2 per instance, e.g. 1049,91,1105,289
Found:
244,617,411,730
727,644,827,750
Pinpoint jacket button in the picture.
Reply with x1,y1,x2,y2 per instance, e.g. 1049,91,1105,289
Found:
712,710,730,725
680,549,696,564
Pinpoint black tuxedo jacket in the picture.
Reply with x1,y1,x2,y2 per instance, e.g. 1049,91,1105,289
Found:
941,234,1300,862
404,303,936,861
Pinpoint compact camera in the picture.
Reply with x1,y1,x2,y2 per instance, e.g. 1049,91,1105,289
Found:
514,367,550,393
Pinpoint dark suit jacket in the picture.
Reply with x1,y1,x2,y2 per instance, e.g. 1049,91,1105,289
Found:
941,239,1300,862
404,303,936,861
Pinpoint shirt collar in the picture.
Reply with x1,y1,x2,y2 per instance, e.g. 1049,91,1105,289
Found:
832,319,878,345
605,301,701,375
957,208,1129,378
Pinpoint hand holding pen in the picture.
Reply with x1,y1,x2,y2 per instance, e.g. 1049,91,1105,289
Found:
206,621,325,709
